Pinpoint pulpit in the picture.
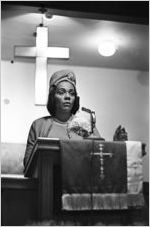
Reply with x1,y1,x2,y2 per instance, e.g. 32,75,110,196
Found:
24,138,60,220
24,138,146,224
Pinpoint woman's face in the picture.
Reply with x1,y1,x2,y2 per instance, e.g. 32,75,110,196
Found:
54,81,75,114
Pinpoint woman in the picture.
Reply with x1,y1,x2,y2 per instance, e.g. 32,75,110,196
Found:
23,69,101,167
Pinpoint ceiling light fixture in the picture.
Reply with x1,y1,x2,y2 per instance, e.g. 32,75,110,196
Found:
45,11,53,19
98,40,117,57
38,7,53,26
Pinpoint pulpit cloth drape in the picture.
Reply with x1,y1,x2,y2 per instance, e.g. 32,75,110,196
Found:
60,140,144,210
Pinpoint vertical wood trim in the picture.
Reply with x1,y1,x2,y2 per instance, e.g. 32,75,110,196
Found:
38,152,54,220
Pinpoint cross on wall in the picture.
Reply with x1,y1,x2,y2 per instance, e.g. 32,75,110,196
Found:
14,26,69,105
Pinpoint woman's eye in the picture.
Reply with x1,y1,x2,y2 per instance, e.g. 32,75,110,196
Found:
56,89,65,95
69,91,75,96
56,89,75,96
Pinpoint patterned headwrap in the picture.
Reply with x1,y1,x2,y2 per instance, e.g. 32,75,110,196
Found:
49,69,76,90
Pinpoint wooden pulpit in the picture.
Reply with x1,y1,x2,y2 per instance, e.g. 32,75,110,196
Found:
24,138,61,220
24,138,146,222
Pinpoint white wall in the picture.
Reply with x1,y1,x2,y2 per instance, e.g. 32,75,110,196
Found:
1,60,149,181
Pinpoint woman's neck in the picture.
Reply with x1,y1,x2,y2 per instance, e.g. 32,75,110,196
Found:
54,111,71,123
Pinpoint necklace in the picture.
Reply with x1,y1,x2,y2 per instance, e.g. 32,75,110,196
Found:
53,116,74,139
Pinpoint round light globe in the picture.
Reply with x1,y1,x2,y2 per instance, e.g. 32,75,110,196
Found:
98,40,117,57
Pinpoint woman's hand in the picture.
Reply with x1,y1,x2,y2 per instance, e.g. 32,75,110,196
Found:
113,125,128,141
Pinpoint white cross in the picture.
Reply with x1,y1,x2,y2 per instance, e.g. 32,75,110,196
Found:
14,26,69,105
91,143,113,180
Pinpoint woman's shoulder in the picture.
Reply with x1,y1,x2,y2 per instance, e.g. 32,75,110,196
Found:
32,116,53,126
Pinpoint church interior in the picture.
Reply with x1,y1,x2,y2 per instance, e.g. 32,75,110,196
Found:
1,1,149,226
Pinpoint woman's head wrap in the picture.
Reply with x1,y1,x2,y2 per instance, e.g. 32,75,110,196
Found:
49,69,76,90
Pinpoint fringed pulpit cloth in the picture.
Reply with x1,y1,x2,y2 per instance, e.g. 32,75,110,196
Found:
60,140,145,210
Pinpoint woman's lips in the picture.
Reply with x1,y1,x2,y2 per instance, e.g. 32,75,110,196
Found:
63,102,71,106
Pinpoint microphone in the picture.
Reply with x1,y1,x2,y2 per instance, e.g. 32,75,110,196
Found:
81,107,96,133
